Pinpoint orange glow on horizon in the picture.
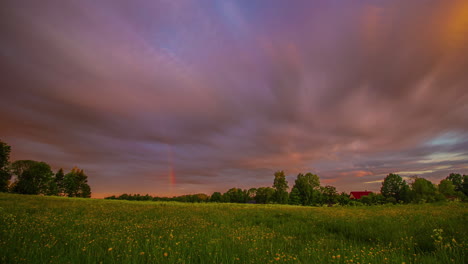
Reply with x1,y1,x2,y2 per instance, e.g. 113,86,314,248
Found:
439,1,468,51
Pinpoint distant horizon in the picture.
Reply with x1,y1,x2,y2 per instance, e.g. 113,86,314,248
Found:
2,1,468,197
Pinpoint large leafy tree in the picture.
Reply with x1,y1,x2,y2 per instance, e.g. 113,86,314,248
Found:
11,160,54,195
445,173,463,192
380,173,408,201
63,167,91,198
411,177,437,203
247,188,257,201
288,187,301,205
292,173,321,205
54,168,65,196
463,175,468,197
210,192,222,202
320,185,338,205
272,170,289,204
255,187,275,204
222,188,247,203
438,179,456,197
0,140,12,192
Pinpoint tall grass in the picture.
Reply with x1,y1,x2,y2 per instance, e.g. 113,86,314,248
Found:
0,193,466,263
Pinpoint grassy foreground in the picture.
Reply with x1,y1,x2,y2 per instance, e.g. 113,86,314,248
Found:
0,193,466,264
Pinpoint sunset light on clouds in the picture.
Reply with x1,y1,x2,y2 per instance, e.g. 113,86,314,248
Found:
1,0,467,198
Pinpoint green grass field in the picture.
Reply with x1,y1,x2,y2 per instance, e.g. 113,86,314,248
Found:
0,193,466,264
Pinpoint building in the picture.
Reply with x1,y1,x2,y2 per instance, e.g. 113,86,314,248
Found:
349,191,372,199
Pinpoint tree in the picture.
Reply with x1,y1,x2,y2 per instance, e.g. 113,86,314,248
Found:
288,187,301,205
320,185,338,205
55,168,65,196
47,178,59,196
359,193,385,205
399,184,412,203
411,177,436,203
247,188,257,202
381,173,407,201
11,160,54,195
292,173,320,205
337,192,351,205
463,175,468,197
0,140,12,192
63,167,91,198
445,173,463,192
210,192,222,202
438,179,456,198
255,187,275,204
80,181,92,198
222,188,247,203
272,170,289,204
360,193,373,205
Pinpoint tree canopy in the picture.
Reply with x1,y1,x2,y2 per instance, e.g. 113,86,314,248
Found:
64,167,91,198
272,170,289,204
381,173,408,202
292,173,320,205
0,140,12,192
11,160,54,195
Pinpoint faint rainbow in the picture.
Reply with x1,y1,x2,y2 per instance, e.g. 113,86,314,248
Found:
167,145,176,194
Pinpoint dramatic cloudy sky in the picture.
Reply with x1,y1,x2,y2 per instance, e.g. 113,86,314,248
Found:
1,0,468,198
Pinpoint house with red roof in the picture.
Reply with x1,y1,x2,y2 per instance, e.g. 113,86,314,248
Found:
349,191,373,199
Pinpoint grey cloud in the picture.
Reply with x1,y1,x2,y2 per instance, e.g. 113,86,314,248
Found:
1,0,468,196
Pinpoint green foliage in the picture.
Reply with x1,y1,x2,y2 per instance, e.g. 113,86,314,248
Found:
320,185,338,205
449,174,468,199
210,192,222,202
1,193,467,264
54,168,65,196
247,188,257,201
337,192,351,205
272,170,289,204
47,180,59,196
445,173,463,192
292,173,320,205
385,196,397,204
254,187,275,204
399,184,412,203
361,193,386,205
288,187,301,205
11,160,54,195
411,177,437,203
63,167,91,198
0,140,12,192
438,179,456,198
463,175,468,197
381,173,408,202
222,188,248,203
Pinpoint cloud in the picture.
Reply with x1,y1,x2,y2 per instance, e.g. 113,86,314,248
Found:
1,0,467,197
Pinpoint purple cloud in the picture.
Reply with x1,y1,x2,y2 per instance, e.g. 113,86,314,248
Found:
1,0,467,197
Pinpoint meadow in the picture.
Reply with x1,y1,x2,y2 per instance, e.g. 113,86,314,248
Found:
0,193,466,264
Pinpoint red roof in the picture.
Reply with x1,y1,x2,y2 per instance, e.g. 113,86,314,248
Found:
350,191,372,199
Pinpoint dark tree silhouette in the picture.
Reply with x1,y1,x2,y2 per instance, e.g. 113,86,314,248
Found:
273,170,289,204
0,140,12,192
11,160,53,195
64,167,91,198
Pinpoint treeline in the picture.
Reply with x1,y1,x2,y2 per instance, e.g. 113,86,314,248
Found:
106,171,468,205
2,138,467,204
0,139,91,197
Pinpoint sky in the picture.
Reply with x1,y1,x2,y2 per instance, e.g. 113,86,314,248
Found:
1,0,468,198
